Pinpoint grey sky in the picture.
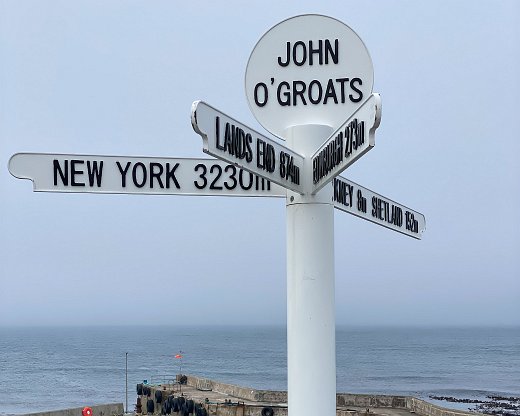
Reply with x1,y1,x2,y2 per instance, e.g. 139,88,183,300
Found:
1,1,518,327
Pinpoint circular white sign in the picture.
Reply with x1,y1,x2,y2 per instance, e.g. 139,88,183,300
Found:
245,14,374,138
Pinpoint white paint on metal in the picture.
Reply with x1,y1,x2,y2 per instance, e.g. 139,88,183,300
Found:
285,124,336,416
332,175,426,239
310,93,382,194
245,14,374,138
7,16,426,416
191,100,305,194
8,153,286,197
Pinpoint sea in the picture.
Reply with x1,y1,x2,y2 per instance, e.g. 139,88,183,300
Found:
0,326,519,415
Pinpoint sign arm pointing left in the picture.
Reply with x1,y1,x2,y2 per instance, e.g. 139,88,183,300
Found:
8,153,286,197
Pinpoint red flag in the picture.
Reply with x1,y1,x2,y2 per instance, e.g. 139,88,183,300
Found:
175,354,182,359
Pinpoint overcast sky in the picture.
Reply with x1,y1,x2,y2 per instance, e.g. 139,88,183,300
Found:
1,1,518,327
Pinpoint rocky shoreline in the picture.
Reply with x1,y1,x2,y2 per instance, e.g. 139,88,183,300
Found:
429,395,520,416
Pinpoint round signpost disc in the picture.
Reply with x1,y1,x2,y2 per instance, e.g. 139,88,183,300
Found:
245,14,374,139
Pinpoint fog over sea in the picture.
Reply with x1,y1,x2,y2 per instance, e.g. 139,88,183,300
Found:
0,326,518,415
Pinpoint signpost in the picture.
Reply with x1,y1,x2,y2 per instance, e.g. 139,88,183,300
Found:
244,15,382,416
9,13,426,416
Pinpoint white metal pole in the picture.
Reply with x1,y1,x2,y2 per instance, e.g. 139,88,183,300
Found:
285,124,336,416
125,352,128,414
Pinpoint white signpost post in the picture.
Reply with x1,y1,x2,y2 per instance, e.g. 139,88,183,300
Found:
9,14,425,416
241,14,386,416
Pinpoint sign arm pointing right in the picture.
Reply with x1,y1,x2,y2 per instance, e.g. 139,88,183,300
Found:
310,93,382,195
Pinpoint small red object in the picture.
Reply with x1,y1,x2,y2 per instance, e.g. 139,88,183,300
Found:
175,354,182,359
82,407,92,416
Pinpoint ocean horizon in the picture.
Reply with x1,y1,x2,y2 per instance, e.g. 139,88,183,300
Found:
1,325,518,415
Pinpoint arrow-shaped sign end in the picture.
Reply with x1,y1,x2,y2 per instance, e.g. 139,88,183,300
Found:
191,100,212,155
369,93,382,145
8,153,37,190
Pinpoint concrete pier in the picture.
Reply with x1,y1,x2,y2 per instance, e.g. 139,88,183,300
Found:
134,375,483,416
20,403,124,416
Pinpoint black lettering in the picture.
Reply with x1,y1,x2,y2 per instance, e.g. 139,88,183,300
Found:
70,160,85,187
394,206,403,227
357,189,366,213
149,163,164,189
116,161,131,188
209,164,223,190
382,200,389,222
225,124,234,154
277,81,291,106
278,42,291,67
293,40,307,66
334,180,353,207
255,177,270,191
254,83,268,107
165,163,180,189
323,79,338,104
224,165,237,190
278,39,338,67
312,134,344,184
335,78,349,103
349,78,363,103
224,123,232,153
257,139,264,169
332,178,340,202
266,144,276,173
308,80,323,104
215,116,224,150
132,162,147,188
230,125,239,156
232,128,240,157
345,119,365,157
245,133,253,163
194,163,207,189
325,39,339,64
337,134,344,164
292,80,307,106
86,161,103,187
239,170,253,190
279,151,286,179
308,39,323,65
406,211,419,233
53,159,68,186
237,129,245,158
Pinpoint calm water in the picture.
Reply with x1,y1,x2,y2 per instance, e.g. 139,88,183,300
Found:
0,326,518,415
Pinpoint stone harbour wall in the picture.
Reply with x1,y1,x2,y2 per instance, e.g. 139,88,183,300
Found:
20,403,124,416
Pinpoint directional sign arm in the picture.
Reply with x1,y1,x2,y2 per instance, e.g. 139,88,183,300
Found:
191,100,306,194
310,93,382,194
8,153,286,197
332,175,425,239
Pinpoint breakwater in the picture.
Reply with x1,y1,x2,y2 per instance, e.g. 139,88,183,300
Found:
19,403,123,416
133,375,489,416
